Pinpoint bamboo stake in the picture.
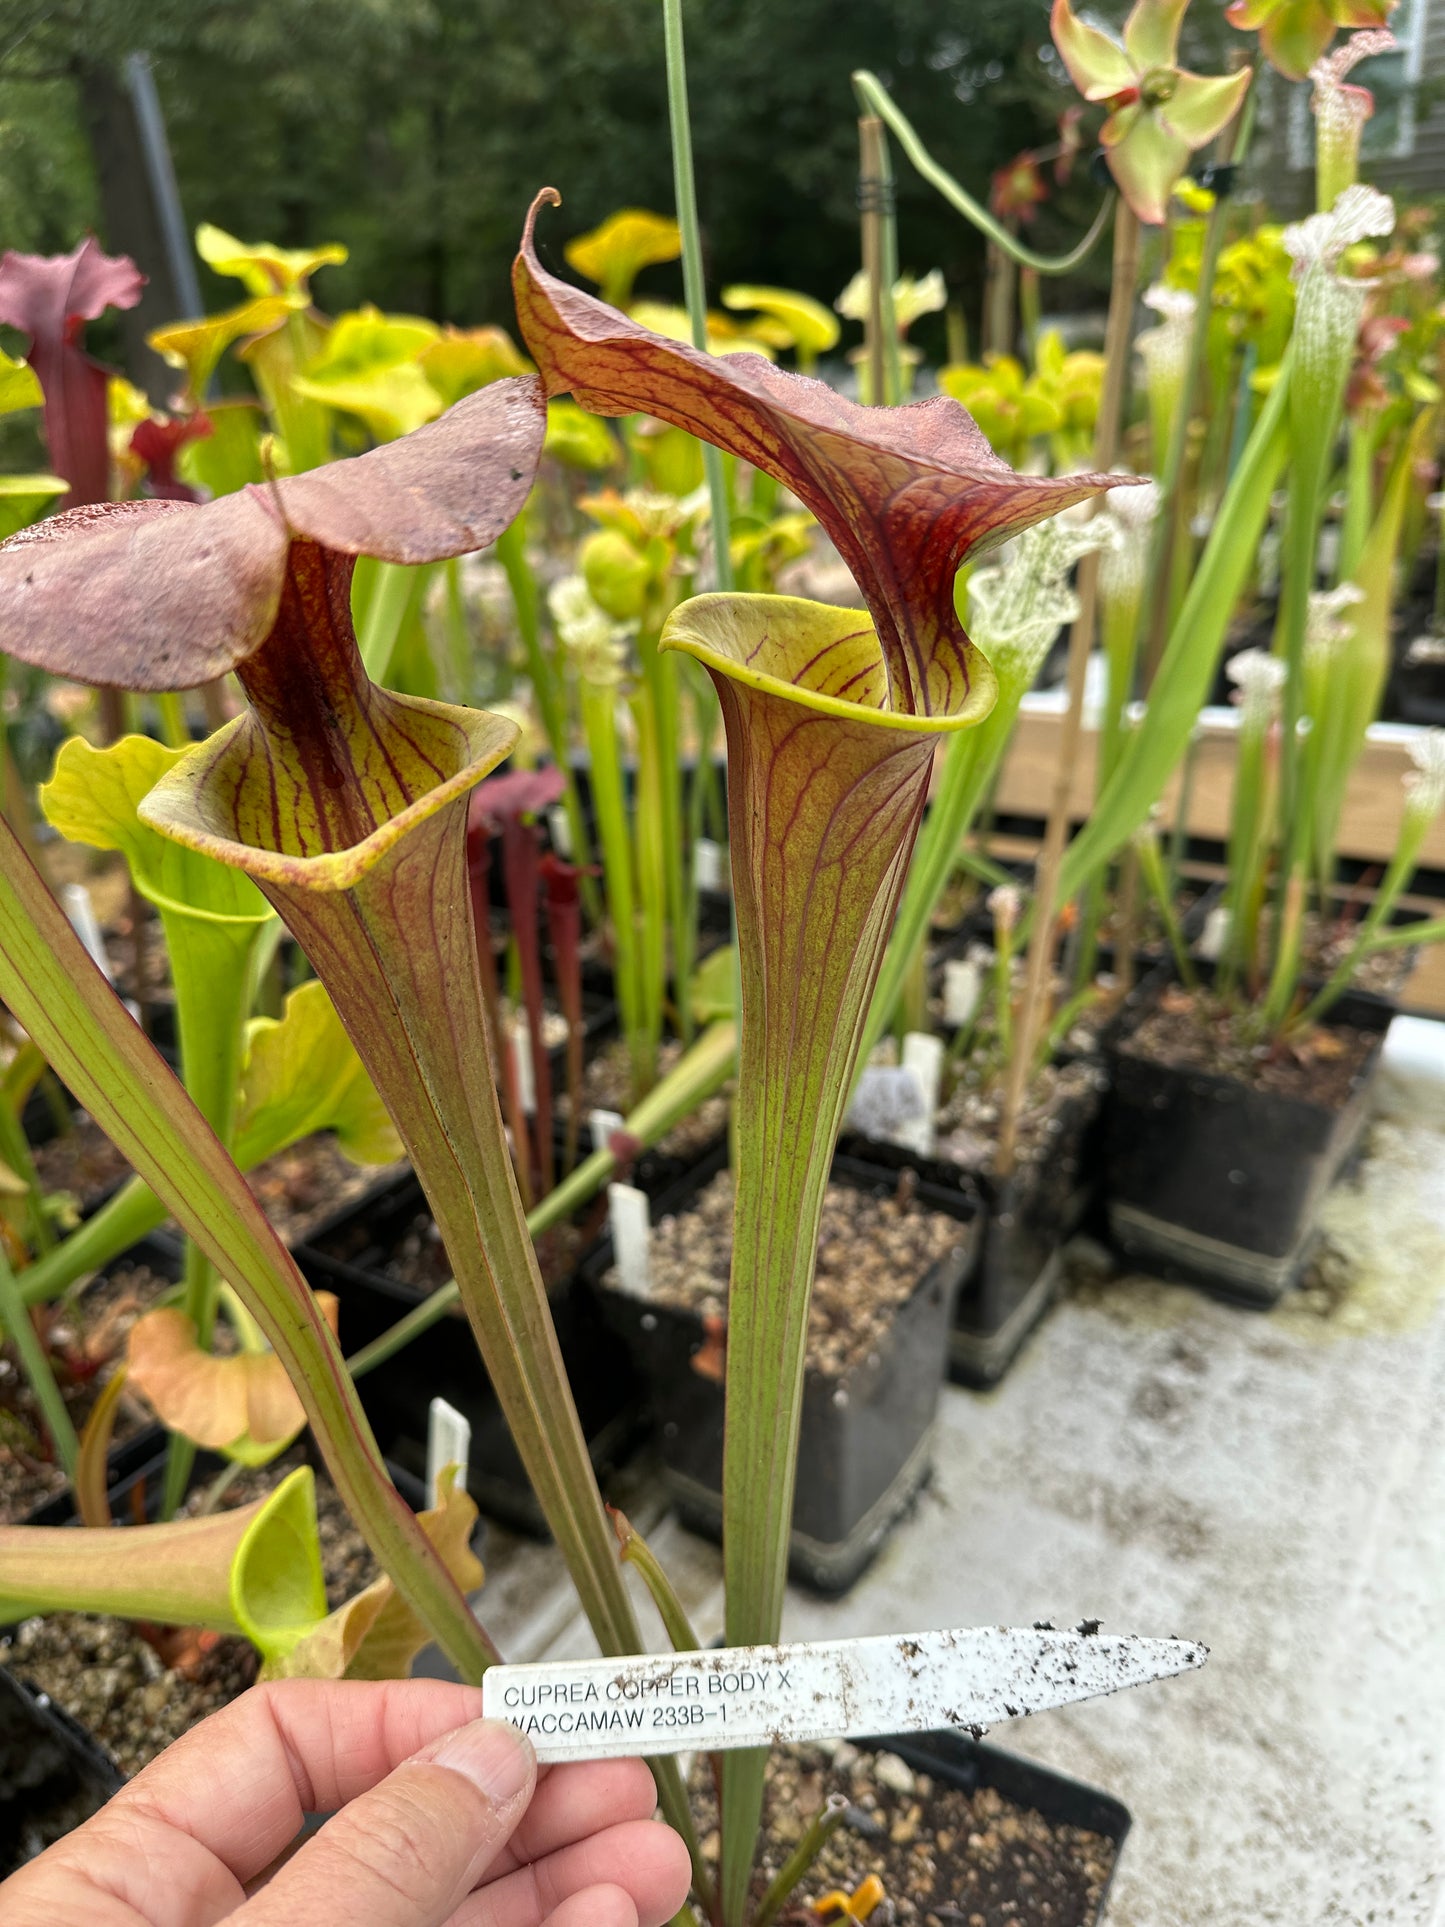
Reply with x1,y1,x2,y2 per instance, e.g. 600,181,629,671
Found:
859,116,888,408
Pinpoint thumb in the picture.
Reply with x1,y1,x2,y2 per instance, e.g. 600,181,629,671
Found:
236,1717,537,1927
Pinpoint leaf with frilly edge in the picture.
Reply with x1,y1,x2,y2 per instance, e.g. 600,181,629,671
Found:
234,978,402,1171
127,1293,341,1465
515,190,1126,718
40,734,269,925
262,1467,484,1680
149,296,294,400
196,223,347,301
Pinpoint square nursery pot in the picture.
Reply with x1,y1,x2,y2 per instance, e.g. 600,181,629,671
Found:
865,1728,1132,1925
0,1666,124,1876
840,1058,1107,1390
582,1144,977,1594
1104,980,1392,1305
292,1170,645,1536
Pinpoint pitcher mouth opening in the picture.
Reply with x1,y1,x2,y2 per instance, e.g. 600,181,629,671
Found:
138,702,519,896
658,592,996,736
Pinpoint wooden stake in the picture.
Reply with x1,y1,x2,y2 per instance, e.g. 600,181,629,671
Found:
859,116,888,408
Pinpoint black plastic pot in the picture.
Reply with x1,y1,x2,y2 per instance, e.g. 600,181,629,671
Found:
0,1667,124,1876
839,1059,1106,1389
1104,982,1392,1304
293,1171,644,1536
582,1145,976,1593
868,1729,1131,1924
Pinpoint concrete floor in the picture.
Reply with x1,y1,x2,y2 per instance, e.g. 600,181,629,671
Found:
467,1018,1445,1926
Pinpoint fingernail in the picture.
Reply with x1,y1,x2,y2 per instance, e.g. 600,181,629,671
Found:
427,1719,535,1805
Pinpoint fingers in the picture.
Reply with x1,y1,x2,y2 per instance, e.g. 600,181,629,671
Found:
449,1816,693,1927
236,1717,536,1927
1,1681,492,1926
120,1679,490,1889
536,1887,640,1927
482,1756,661,1878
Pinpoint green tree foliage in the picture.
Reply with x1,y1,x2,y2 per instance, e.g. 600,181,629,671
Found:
0,0,1106,354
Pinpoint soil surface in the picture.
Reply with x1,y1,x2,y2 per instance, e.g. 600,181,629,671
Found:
30,1117,131,1215
0,1257,173,1524
691,1742,1115,1926
243,1132,406,1246
383,1201,590,1297
933,1059,1107,1186
1118,985,1380,1106
557,1036,731,1164
606,1169,967,1378
1302,910,1416,999
0,1448,378,1777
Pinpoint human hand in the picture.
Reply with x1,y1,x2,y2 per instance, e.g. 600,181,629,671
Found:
2,1677,693,1927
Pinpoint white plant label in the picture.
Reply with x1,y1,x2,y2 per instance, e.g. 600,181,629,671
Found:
481,1624,1207,1763
1197,903,1232,963
892,1031,944,1158
608,1182,652,1298
426,1397,471,1508
512,1014,535,1115
63,883,139,1019
547,804,573,859
590,1107,627,1155
942,957,982,1028
693,837,725,892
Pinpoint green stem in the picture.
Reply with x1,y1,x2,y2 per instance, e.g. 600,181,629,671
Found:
663,0,733,591
754,1796,851,1927
613,1508,704,1653
852,70,1115,273
863,683,1029,1063
0,1092,54,1259
357,559,440,686
1134,832,1196,989
582,677,646,1092
631,681,668,1094
1055,347,1294,904
1221,719,1269,993
155,690,190,749
0,814,496,1678
160,909,266,1518
640,624,692,1043
0,1241,79,1477
1296,808,1430,1026
496,520,600,919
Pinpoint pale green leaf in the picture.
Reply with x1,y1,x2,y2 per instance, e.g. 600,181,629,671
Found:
0,474,66,541
40,735,270,926
234,978,402,1171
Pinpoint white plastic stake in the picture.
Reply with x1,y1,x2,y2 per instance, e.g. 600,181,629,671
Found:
62,883,112,980
1197,903,1232,963
894,1031,944,1158
547,804,573,859
608,1182,652,1299
942,957,982,1028
591,1107,627,1155
693,838,725,892
426,1396,471,1508
63,883,139,1019
512,1014,536,1115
